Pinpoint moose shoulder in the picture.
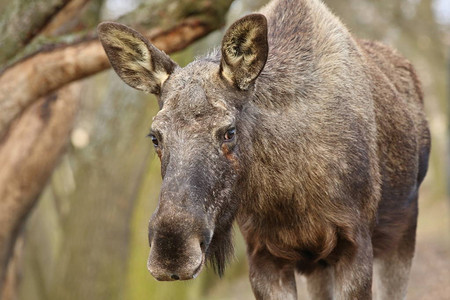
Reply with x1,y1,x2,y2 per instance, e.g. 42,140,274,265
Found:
97,0,430,299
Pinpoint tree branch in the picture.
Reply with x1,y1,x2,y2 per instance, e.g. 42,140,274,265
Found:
0,82,81,293
0,0,72,65
40,0,92,37
0,0,233,140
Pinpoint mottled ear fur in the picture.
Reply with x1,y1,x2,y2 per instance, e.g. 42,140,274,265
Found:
220,14,269,90
97,22,178,94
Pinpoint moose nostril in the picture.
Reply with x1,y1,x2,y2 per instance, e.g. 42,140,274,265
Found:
171,274,180,280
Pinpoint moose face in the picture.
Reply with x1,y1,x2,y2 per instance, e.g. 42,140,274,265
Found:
146,64,242,280
97,14,268,280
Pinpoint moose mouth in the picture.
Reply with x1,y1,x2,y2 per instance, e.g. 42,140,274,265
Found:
147,224,214,281
148,242,208,281
166,253,205,281
191,254,205,279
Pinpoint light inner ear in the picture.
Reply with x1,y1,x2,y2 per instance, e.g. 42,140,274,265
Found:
98,22,178,94
220,14,268,90
109,32,152,70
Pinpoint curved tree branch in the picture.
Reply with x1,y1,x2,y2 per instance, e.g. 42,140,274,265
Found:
0,0,233,140
0,0,73,65
0,82,81,294
40,0,93,36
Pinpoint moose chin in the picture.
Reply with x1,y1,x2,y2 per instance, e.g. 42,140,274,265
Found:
98,0,430,299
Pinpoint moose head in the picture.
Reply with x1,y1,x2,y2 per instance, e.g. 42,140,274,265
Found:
98,14,268,281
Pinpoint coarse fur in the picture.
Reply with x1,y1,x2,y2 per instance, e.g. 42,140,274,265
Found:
97,0,430,299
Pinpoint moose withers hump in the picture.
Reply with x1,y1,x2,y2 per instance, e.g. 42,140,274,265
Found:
97,0,430,298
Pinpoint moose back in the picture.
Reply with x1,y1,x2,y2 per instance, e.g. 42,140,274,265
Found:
98,0,430,299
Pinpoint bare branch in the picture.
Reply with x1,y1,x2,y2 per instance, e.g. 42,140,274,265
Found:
0,0,72,65
0,83,81,292
40,0,92,36
0,0,233,140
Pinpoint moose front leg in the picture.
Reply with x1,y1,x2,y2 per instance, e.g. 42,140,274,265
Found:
333,233,374,300
247,249,297,300
306,266,334,299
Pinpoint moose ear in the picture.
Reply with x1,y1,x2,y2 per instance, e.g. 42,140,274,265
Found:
97,22,178,95
220,14,268,90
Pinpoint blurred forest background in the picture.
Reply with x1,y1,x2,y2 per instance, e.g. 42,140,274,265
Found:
0,0,448,299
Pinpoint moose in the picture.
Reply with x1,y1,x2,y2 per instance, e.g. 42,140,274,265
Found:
97,0,430,298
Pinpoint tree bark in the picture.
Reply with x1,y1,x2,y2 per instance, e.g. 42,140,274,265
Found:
1,236,23,300
39,0,92,36
0,0,72,65
0,83,81,294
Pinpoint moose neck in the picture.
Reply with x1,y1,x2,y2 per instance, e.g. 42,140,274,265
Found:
233,0,370,226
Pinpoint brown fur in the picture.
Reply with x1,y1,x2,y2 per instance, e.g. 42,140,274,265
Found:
98,0,430,299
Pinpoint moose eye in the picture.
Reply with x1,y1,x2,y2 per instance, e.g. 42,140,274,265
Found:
224,128,236,142
148,134,159,147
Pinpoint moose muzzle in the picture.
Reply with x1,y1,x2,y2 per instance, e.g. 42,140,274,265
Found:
147,203,213,281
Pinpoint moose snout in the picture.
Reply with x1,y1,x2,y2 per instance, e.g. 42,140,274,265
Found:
147,233,205,281
147,180,214,281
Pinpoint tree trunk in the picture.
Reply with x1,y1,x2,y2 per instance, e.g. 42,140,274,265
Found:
0,83,81,293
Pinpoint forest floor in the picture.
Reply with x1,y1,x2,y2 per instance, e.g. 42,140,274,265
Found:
408,198,450,300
